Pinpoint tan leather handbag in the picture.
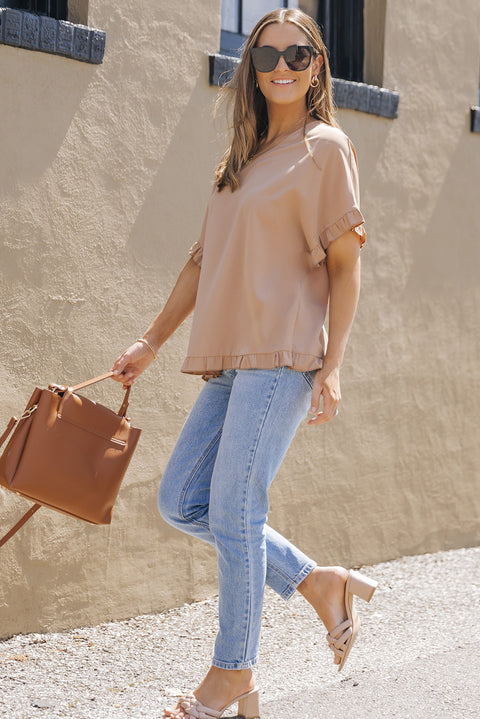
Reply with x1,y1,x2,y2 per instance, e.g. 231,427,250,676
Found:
0,372,141,547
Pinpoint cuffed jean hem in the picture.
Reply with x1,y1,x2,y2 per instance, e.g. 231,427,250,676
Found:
281,560,317,601
212,657,258,670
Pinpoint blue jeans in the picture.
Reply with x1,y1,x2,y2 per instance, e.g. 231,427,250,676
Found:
158,367,317,669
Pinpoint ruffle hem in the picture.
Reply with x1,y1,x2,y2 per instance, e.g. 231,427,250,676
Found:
181,350,324,376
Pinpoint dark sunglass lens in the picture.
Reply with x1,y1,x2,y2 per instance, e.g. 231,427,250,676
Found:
288,46,312,71
251,45,313,72
251,46,278,72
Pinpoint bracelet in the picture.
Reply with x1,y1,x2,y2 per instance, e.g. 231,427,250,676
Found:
137,337,157,360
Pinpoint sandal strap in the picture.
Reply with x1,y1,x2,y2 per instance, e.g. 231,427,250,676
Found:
326,619,353,657
328,618,352,638
179,694,221,719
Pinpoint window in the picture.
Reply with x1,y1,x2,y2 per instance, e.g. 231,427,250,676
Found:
220,1,297,55
2,1,68,21
0,1,104,64
299,0,364,82
471,65,480,133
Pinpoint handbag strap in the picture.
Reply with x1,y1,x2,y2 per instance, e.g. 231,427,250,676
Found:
0,504,41,548
0,416,42,548
0,416,17,448
0,371,129,548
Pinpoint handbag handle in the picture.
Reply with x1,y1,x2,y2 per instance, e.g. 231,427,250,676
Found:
51,371,131,418
71,371,115,391
1,371,132,548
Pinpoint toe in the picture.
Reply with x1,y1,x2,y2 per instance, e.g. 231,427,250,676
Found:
164,704,185,718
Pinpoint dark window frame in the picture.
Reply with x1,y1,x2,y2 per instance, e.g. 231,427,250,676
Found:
316,0,364,83
1,1,68,21
0,3,106,64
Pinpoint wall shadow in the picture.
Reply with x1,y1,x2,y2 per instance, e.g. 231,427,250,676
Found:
0,46,97,195
405,128,480,294
126,76,222,270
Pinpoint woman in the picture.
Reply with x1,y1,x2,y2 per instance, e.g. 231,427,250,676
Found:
112,8,377,719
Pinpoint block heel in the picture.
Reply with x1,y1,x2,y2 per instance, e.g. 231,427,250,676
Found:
238,688,260,718
348,569,377,603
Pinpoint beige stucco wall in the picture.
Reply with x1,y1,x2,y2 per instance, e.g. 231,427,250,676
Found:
1,0,479,638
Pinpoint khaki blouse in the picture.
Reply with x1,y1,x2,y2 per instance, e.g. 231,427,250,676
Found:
181,120,365,375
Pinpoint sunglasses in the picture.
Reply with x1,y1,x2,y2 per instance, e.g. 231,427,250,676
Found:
250,44,316,73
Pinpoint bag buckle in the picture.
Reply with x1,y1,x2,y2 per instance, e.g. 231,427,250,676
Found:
48,383,66,394
20,405,38,420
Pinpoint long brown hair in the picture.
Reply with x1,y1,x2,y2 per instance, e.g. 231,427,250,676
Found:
215,8,338,192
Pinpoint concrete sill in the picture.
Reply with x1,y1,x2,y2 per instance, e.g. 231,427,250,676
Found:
0,8,105,64
471,107,480,133
209,53,399,119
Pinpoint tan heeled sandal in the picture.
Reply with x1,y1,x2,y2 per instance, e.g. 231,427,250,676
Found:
326,570,377,672
165,687,260,719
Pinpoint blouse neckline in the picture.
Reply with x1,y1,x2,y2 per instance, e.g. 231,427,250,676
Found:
252,118,319,162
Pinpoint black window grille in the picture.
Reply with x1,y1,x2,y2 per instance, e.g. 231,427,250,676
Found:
2,1,68,21
313,0,364,82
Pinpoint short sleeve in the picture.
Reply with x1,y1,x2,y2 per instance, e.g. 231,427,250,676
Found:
305,131,365,266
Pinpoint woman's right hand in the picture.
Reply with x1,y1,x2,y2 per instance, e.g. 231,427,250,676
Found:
111,340,157,388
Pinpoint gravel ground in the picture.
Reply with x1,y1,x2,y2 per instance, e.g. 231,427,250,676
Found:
0,546,479,719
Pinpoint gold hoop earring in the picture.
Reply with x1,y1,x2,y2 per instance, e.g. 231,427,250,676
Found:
310,76,319,88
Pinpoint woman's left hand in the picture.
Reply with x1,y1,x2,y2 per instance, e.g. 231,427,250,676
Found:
307,365,341,425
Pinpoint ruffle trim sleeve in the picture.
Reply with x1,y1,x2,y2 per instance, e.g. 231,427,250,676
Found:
189,241,203,267
320,207,366,249
310,208,366,266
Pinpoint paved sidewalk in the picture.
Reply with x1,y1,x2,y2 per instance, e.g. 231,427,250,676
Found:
1,546,479,718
